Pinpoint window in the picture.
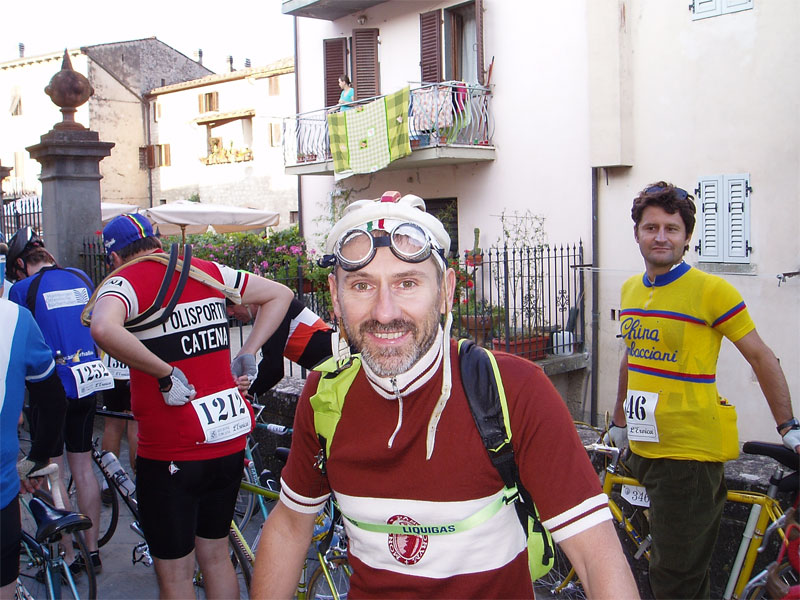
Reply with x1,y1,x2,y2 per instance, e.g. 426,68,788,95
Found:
140,145,170,168
352,28,380,100
152,102,162,122
691,0,753,20
269,77,280,96
198,91,219,113
425,197,459,257
695,174,751,263
270,123,282,147
323,38,348,108
289,210,299,224
10,88,22,116
420,1,484,85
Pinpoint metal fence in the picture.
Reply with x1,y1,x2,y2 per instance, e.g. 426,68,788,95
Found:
2,196,42,239
80,238,585,378
283,81,494,167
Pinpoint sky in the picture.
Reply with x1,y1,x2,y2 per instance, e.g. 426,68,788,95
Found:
4,0,296,74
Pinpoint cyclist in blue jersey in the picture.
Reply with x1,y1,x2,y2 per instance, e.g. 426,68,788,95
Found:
6,227,107,574
0,241,67,599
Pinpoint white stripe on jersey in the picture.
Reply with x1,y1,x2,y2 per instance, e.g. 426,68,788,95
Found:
542,492,610,542
280,479,330,514
336,489,526,579
0,300,17,414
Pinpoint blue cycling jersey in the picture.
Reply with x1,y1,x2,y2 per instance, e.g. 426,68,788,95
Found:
9,266,98,399
0,299,55,509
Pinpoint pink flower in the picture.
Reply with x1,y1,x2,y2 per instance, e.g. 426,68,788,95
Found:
290,245,303,255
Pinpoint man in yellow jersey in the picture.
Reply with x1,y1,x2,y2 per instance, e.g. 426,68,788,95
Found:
608,182,799,599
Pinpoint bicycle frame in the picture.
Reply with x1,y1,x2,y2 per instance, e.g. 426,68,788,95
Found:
586,444,788,600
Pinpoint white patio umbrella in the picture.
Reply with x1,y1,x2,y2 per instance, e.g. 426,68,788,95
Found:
101,202,140,224
142,200,280,243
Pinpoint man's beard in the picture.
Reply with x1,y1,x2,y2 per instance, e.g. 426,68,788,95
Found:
342,299,442,378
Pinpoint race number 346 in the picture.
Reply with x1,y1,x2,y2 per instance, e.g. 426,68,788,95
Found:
624,389,660,442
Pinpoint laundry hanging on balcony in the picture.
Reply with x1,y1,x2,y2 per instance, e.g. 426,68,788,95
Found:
327,86,411,180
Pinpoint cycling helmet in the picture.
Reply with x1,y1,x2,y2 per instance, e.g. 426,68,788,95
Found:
6,226,45,282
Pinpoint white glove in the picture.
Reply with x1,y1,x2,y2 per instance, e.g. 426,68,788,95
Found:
231,353,258,387
782,428,800,452
603,422,629,450
159,366,196,406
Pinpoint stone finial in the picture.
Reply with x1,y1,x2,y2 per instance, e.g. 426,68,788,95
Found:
44,50,94,131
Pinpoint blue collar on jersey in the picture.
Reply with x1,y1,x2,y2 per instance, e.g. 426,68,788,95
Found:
642,261,690,288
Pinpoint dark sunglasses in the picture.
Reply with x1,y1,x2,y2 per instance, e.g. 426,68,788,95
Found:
645,185,688,200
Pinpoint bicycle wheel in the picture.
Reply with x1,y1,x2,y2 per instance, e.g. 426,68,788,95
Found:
742,562,799,600
65,457,120,548
233,465,256,531
307,556,351,600
533,543,586,600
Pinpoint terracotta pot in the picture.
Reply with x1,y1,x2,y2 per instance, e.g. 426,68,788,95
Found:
460,314,494,348
492,335,548,361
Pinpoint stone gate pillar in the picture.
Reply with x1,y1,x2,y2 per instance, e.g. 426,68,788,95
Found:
26,50,113,268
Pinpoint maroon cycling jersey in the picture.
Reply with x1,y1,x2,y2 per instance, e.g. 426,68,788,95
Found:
281,339,609,598
95,254,254,460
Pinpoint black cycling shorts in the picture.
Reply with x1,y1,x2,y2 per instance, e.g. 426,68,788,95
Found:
136,450,244,560
1,495,21,587
28,394,96,455
101,379,131,412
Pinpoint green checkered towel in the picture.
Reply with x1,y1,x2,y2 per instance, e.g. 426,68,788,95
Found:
326,87,411,178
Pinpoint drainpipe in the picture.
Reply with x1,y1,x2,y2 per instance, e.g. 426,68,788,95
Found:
590,167,599,426
294,15,304,237
144,99,154,207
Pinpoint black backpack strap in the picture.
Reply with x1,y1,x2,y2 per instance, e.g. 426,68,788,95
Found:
64,268,94,291
459,340,553,565
125,243,180,329
25,270,46,317
127,244,194,333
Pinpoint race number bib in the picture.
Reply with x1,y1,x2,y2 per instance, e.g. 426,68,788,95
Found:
191,387,251,444
621,485,651,508
624,389,660,442
70,360,114,398
102,353,130,380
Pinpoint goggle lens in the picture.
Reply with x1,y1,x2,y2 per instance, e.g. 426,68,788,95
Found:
335,223,434,271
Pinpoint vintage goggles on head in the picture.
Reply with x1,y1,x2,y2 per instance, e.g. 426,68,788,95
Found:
328,222,445,271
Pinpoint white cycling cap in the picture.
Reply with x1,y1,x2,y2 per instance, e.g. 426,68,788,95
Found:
326,191,451,257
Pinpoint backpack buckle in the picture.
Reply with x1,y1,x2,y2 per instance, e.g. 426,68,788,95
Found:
503,485,520,505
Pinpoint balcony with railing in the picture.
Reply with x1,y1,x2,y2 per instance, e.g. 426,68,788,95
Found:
284,82,495,176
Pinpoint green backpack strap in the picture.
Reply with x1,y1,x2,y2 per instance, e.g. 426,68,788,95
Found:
457,339,554,579
309,354,362,473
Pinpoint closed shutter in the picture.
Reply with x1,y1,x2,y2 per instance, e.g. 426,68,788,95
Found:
692,0,720,20
323,38,348,108
697,176,723,262
420,10,442,83
724,174,750,263
352,28,379,100
722,0,753,14
475,0,484,85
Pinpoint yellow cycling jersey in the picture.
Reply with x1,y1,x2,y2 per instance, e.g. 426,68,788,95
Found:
620,262,754,462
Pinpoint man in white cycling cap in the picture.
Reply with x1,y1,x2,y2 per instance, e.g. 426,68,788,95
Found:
251,191,637,599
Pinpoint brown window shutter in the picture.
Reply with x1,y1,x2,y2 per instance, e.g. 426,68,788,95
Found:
352,28,379,100
211,92,219,111
146,145,155,169
198,94,204,113
475,0,485,85
420,10,442,83
163,144,171,167
323,38,348,107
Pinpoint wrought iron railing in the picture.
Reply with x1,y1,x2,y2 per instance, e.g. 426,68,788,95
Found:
283,81,494,167
2,195,42,239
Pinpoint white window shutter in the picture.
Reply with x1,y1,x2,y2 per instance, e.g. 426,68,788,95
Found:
722,0,753,15
723,174,750,263
697,176,723,262
692,0,721,20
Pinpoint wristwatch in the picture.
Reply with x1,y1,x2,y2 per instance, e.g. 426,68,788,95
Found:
776,417,800,434
158,369,174,392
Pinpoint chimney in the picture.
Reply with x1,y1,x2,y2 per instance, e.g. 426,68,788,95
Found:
245,58,251,68
18,43,25,58
228,56,234,72
196,49,203,65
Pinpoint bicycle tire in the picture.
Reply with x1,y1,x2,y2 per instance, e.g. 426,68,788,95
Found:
742,562,799,600
65,457,120,548
70,531,98,600
233,464,256,531
228,528,254,593
533,543,586,600
17,529,97,600
307,556,352,600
